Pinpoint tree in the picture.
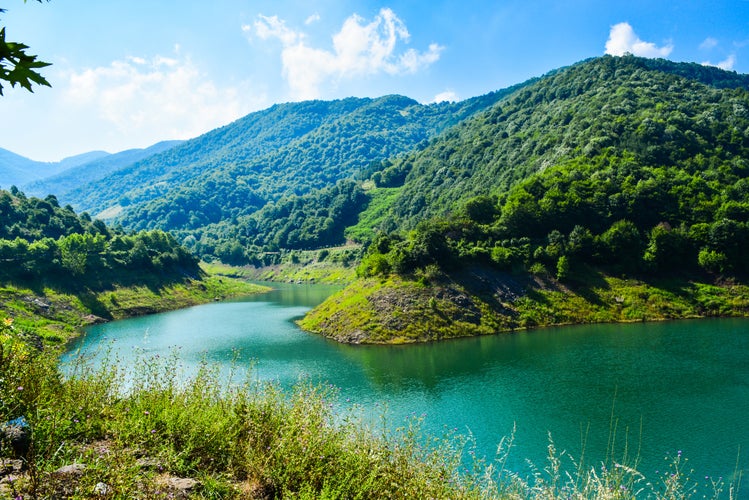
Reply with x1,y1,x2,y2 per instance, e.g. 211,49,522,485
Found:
0,1,50,95
598,219,644,273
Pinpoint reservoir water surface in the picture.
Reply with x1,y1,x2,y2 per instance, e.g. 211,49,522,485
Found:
63,283,749,489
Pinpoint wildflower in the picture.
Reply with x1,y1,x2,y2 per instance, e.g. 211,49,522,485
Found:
3,317,13,326
144,411,150,415
151,429,156,434
16,386,23,391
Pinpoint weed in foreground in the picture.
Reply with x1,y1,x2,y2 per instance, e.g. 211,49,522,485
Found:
1,320,745,498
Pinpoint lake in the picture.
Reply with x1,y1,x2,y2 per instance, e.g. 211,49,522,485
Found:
63,282,749,491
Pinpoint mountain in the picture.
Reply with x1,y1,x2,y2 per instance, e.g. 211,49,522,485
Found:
23,140,183,202
382,55,749,229
301,55,749,343
61,91,516,261
0,148,109,188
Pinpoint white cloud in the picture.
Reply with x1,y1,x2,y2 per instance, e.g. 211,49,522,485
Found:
432,90,458,103
61,52,265,149
251,8,443,99
254,15,300,46
699,37,719,50
604,22,673,58
305,13,321,25
702,54,736,71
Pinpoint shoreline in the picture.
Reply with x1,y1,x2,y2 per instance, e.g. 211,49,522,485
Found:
298,271,749,344
0,274,271,349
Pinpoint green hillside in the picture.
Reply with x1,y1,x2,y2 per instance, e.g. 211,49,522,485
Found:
383,55,749,228
302,55,749,343
60,92,513,263
0,187,200,287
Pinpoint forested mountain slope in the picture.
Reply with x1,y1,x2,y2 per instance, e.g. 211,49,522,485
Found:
302,55,749,343
66,92,508,224
56,91,515,262
383,55,749,229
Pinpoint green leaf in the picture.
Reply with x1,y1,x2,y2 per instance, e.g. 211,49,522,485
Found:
0,26,52,95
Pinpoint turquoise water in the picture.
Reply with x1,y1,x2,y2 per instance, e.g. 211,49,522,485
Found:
63,283,749,489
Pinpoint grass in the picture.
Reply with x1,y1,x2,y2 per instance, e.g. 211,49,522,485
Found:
300,266,749,344
344,187,401,244
1,321,742,498
208,246,361,285
0,271,269,346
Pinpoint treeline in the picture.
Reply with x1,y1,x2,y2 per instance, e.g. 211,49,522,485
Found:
359,148,749,280
0,188,199,289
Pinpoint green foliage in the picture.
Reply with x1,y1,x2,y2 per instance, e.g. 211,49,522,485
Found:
598,220,644,273
352,56,749,281
556,255,570,281
0,2,51,96
0,188,200,289
344,186,401,244
61,93,509,264
386,56,749,232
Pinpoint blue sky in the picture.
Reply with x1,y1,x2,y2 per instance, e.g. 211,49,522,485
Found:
1,0,747,161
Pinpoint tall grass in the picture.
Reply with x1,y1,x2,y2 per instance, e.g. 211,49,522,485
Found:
0,320,743,498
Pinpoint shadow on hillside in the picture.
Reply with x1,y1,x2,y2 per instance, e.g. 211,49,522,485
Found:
448,263,614,311
449,264,531,315
565,268,610,306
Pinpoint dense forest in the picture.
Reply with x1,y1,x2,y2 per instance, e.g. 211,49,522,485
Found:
55,92,520,263
351,56,749,280
0,188,199,289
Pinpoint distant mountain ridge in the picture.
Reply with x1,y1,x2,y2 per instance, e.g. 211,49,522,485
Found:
51,91,517,264
64,93,512,221
0,148,109,189
23,140,183,202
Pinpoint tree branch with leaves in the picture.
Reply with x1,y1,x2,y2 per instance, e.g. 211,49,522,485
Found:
0,1,51,96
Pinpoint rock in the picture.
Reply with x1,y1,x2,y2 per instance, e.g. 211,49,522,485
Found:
1,417,30,458
135,456,162,470
82,314,107,324
55,463,86,476
156,476,200,498
0,458,23,475
31,298,51,310
94,482,111,495
167,477,199,490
